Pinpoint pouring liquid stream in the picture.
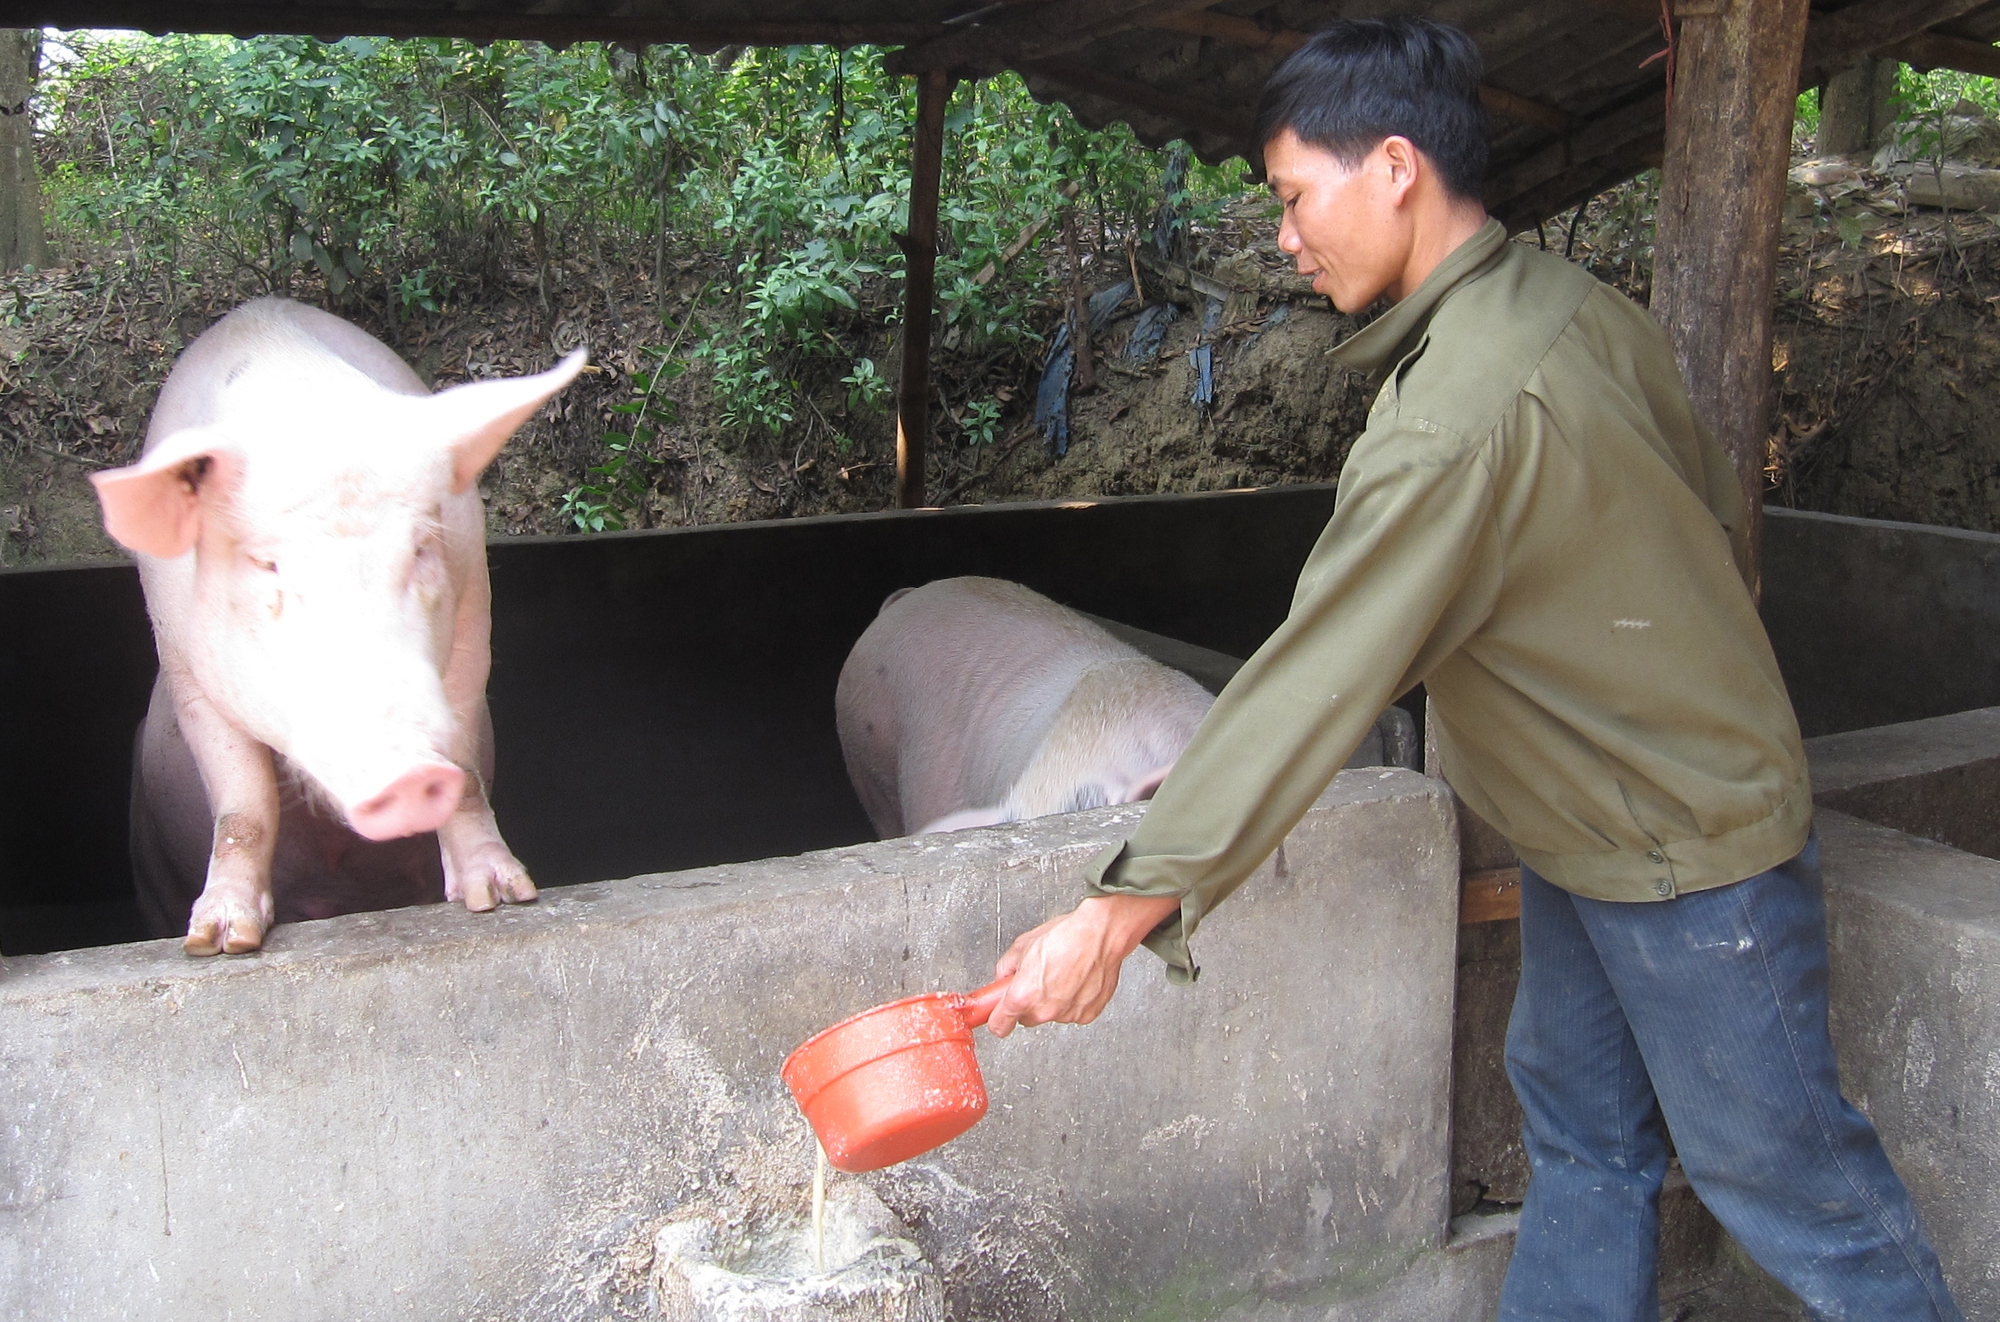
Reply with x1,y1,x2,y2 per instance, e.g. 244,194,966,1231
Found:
812,1139,828,1273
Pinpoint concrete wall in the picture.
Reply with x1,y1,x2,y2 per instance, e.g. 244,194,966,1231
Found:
0,486,1346,956
1819,811,2000,1319
1790,707,2000,1318
1763,507,2000,737
0,769,1473,1322
11,492,2000,955
1807,705,2000,859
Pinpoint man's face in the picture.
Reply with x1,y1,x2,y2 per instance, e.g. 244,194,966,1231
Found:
1266,129,1415,313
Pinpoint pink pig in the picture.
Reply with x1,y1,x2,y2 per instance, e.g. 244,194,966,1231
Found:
836,576,1215,837
90,297,584,954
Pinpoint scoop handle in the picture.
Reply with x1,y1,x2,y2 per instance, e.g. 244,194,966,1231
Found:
956,977,1013,1030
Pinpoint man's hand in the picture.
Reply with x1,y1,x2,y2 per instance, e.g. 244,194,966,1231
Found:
986,893,1182,1037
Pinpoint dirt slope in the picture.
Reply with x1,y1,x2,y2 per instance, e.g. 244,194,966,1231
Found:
5,172,2000,569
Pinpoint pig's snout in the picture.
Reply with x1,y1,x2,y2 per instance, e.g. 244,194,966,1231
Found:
346,762,465,840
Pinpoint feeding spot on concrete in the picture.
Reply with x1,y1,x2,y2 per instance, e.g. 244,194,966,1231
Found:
1611,618,1653,630
652,1181,941,1321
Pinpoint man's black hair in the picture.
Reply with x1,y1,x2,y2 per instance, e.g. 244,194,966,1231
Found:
1255,18,1489,201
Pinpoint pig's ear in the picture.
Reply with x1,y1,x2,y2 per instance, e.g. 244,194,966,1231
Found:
1125,764,1177,803
89,427,240,559
423,348,589,493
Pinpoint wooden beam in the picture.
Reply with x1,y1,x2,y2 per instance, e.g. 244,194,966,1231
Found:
1884,29,2000,78
1573,0,1674,24
1492,135,1663,233
1651,0,1812,598
1482,90,1664,214
1151,8,1304,53
1460,867,1522,924
1798,0,1995,86
895,69,951,511
1015,57,1254,140
885,0,1215,76
1147,10,1574,133
0,0,938,46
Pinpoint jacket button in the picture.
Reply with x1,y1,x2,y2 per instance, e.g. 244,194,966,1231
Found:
1653,878,1673,896
1647,850,1665,864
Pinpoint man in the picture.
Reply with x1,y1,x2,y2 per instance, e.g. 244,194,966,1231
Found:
983,18,1962,1321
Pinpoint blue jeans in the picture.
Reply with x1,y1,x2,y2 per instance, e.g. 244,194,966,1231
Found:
1499,834,1961,1321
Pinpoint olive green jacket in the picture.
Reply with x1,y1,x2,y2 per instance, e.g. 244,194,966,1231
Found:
1088,219,1811,983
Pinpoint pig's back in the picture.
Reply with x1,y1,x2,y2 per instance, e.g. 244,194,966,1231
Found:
836,577,1144,835
146,297,428,451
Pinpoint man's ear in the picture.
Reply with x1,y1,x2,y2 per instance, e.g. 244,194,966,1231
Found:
1379,135,1422,204
417,348,589,493
89,427,239,559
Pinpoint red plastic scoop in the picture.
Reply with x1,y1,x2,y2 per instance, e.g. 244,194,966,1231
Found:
782,977,1010,1172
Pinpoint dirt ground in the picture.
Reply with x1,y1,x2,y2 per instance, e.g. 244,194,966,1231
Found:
5,166,1999,569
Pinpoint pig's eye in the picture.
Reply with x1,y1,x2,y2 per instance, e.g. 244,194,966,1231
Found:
249,556,277,574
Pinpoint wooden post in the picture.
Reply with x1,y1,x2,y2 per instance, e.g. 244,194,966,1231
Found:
1817,57,1897,155
1649,0,1811,597
0,29,48,274
895,69,950,510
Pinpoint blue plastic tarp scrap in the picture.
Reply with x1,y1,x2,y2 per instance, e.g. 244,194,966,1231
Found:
1187,294,1225,408
1036,280,1135,456
1123,302,1178,362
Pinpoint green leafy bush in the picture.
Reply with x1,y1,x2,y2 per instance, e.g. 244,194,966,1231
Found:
38,33,1246,466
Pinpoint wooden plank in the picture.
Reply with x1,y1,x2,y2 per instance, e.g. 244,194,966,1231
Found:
1799,0,1994,86
1492,134,1663,231
1886,29,2000,78
1651,0,1811,598
1571,0,1673,25
1481,84,1575,134
895,69,951,512
1151,8,1305,53
1461,867,1522,924
1482,89,1665,214
885,0,1215,76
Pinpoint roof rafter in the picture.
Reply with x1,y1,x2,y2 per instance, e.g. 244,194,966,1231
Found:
1146,9,1574,132
1797,0,1995,85
1016,56,1252,141
1482,90,1665,219
1885,27,2000,76
883,0,1216,76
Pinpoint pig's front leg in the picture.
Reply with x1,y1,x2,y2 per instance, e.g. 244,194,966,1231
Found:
438,719,537,911
435,575,536,912
167,669,283,954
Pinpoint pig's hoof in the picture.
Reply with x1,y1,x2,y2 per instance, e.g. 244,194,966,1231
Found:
446,843,538,913
183,893,272,956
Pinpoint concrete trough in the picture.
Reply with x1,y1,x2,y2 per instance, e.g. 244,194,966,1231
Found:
1,770,1471,1321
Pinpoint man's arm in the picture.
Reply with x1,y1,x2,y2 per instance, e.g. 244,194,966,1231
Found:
990,417,1502,1027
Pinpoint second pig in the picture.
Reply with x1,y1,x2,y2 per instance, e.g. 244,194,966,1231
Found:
836,576,1215,837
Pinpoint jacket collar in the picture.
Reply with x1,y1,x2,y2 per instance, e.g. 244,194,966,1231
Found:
1327,217,1509,376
